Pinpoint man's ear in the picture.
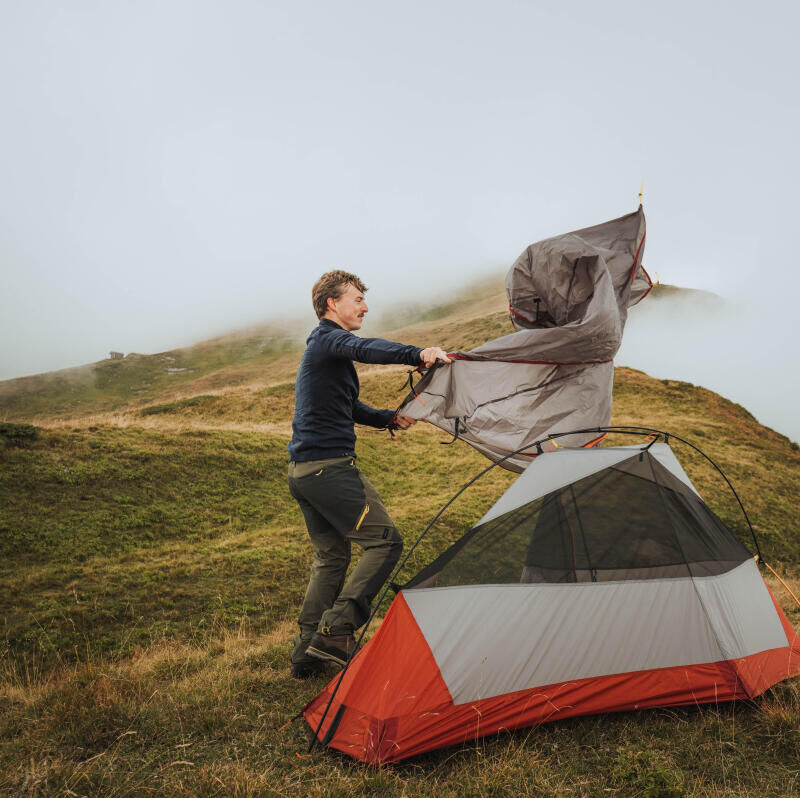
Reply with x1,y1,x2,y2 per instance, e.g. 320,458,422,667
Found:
326,296,338,314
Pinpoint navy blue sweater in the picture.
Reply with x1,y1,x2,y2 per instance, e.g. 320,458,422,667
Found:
288,319,424,462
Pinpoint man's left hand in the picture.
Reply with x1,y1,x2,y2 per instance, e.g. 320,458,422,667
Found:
393,415,417,430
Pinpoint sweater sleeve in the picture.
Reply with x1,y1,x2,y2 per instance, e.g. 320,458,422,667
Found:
352,400,395,429
320,327,423,366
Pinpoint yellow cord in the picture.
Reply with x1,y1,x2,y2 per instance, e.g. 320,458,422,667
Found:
639,178,644,206
759,557,800,609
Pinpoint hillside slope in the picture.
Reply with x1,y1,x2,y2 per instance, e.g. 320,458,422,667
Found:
0,281,731,421
1,284,799,795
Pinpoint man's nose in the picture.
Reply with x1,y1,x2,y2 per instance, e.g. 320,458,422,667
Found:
362,302,369,313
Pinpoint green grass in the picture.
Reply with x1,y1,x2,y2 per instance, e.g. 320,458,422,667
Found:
0,423,513,677
0,425,302,671
0,421,39,449
1,290,799,795
139,395,221,416
0,329,302,421
0,426,292,564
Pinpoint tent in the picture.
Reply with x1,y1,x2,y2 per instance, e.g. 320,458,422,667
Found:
304,443,800,763
396,206,651,472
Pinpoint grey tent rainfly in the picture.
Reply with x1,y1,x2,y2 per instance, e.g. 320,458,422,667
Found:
396,206,651,471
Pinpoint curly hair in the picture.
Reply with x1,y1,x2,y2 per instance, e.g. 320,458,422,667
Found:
311,270,368,319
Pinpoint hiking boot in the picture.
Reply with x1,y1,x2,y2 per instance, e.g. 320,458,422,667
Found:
291,660,324,680
290,634,324,680
305,632,360,667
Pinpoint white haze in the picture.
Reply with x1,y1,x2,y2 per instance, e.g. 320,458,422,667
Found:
1,1,799,440
618,290,800,443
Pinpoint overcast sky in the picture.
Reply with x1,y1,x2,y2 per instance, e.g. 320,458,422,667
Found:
2,1,799,433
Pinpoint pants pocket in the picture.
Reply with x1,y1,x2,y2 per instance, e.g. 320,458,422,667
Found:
292,463,368,535
354,504,370,531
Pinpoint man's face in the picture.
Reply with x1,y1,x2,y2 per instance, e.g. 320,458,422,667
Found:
327,283,368,331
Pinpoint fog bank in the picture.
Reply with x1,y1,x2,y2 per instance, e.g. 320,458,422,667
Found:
618,288,799,443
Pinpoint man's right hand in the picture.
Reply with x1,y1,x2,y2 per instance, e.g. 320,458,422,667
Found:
420,347,452,368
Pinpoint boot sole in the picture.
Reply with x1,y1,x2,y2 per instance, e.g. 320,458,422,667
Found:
290,663,322,679
305,645,348,667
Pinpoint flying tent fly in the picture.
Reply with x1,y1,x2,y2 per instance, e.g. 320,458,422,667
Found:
396,205,652,472
304,442,800,764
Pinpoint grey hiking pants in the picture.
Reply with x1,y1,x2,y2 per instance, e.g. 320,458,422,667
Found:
288,456,402,642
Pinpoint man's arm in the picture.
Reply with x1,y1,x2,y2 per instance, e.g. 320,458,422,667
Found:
322,327,452,368
321,327,423,366
352,400,394,429
352,401,417,433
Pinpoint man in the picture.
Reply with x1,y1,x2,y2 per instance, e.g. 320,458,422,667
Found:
288,269,451,678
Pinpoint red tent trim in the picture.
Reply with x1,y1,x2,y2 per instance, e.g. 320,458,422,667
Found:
305,589,800,764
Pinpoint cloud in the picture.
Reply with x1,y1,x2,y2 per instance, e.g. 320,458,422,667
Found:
618,287,798,443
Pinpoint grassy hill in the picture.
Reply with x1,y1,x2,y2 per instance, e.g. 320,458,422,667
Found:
1,285,799,796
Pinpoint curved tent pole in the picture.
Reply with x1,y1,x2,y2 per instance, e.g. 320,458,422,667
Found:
307,425,764,752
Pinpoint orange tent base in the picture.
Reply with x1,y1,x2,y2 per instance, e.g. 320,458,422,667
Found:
305,592,800,765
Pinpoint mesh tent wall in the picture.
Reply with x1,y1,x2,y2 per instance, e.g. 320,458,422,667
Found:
304,444,800,764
